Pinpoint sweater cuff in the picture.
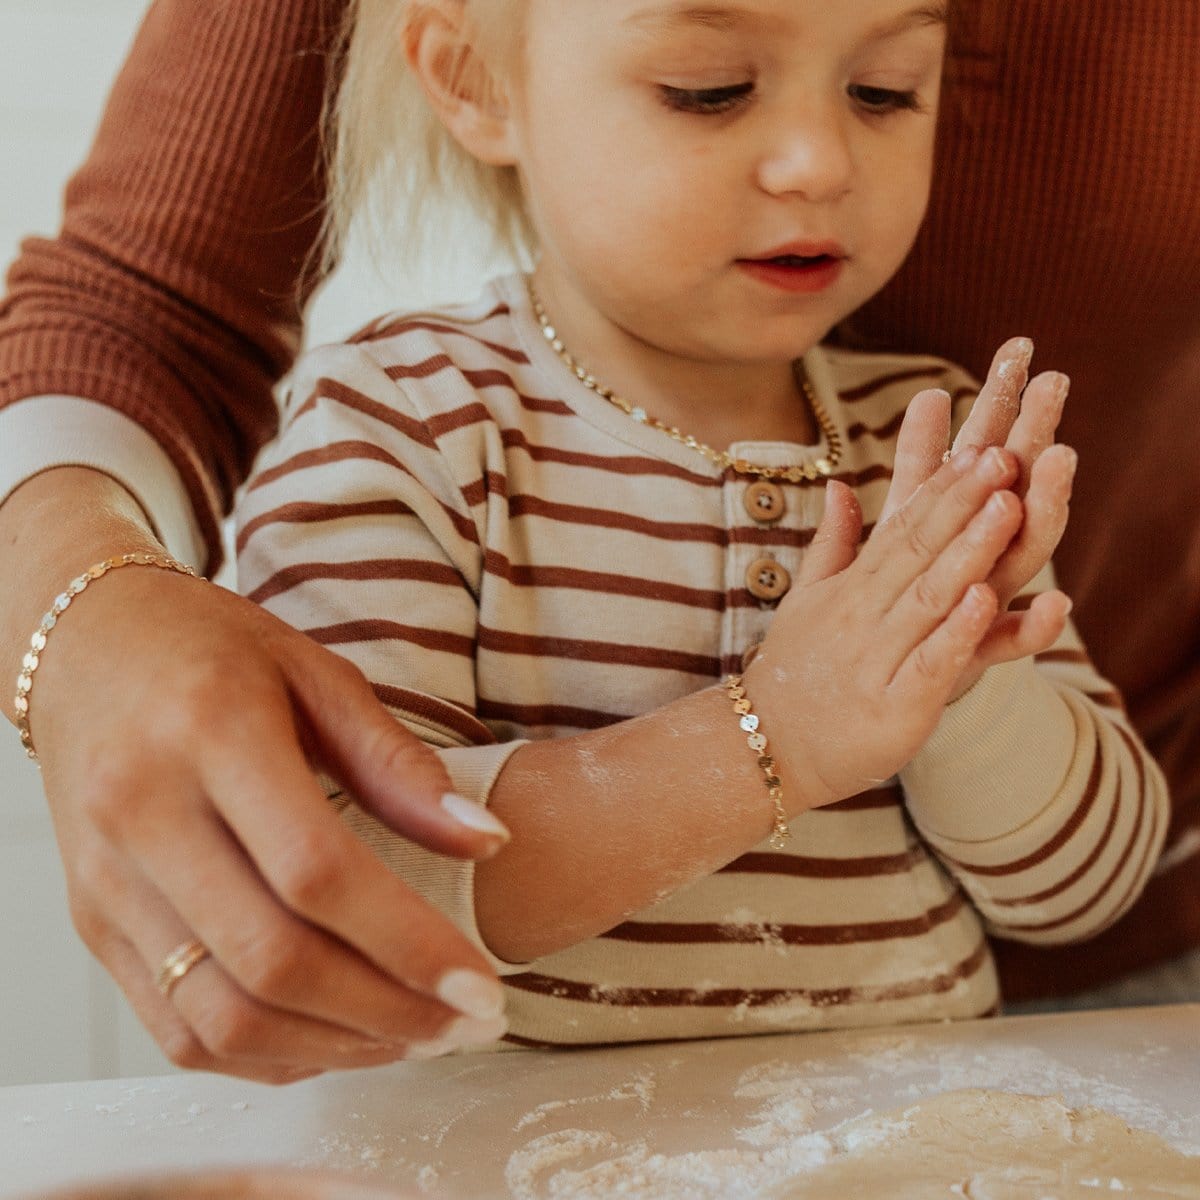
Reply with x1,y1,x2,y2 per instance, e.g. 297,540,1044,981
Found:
899,659,1075,843
333,739,531,976
0,395,207,569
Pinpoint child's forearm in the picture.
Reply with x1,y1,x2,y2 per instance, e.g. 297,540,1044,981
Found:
474,682,805,963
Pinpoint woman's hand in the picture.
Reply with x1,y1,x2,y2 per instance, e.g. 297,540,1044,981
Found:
3,470,510,1084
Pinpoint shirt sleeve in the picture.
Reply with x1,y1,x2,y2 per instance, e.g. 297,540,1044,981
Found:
0,396,206,567
898,566,1170,947
0,0,343,573
235,341,528,972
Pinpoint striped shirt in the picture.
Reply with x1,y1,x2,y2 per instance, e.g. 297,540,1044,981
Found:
236,274,1168,1046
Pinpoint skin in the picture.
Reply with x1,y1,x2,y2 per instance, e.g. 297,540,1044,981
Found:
406,0,1078,961
1,0,1076,1078
0,469,510,1082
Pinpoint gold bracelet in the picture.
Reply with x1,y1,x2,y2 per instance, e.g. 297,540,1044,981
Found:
14,552,197,765
724,673,790,850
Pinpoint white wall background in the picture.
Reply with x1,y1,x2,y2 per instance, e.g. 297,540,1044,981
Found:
0,2,497,1085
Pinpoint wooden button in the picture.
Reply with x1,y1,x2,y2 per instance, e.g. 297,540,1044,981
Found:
744,481,785,524
745,557,791,602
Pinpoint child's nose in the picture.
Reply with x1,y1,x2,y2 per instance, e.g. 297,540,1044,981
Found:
756,109,854,202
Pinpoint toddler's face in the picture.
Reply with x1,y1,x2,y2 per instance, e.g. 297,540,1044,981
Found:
506,0,947,365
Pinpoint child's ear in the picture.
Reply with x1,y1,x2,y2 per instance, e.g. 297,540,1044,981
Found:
404,0,518,166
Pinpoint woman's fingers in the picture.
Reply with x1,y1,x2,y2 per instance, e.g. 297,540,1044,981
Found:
278,634,509,860
196,704,506,1023
121,788,501,1047
952,337,1033,455
877,388,953,526
972,590,1073,670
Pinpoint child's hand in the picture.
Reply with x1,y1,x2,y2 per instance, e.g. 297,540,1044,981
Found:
880,341,1077,694
748,446,1027,811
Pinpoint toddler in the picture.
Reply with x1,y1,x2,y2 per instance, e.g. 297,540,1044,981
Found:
237,0,1167,1048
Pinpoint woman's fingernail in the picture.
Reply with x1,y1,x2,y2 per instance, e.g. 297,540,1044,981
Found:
443,1014,509,1046
437,968,506,1020
441,793,510,840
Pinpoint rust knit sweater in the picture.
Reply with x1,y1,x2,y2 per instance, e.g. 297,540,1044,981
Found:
1,0,1198,1000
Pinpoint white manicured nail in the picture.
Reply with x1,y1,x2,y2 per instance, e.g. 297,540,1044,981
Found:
444,1014,508,1046
437,968,506,1020
441,793,510,839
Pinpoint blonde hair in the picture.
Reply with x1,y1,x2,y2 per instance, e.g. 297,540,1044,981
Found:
325,0,533,280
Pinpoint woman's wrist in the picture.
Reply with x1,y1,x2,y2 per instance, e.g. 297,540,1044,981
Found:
0,467,164,710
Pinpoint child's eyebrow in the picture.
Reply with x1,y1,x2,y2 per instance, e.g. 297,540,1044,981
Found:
865,3,950,43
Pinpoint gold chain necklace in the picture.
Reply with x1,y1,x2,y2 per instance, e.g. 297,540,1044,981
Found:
528,282,842,483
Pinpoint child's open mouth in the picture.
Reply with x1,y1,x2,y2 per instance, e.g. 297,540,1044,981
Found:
737,250,845,293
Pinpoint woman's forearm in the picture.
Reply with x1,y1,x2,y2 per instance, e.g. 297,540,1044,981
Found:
0,467,161,708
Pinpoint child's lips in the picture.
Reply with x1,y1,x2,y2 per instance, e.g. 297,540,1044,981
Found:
737,251,846,294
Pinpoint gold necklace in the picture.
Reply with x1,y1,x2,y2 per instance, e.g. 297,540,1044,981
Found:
528,283,842,483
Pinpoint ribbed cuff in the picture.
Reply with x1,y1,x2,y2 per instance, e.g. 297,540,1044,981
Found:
900,659,1075,843
0,395,207,569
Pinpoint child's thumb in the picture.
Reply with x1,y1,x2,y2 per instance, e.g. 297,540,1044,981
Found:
799,480,862,583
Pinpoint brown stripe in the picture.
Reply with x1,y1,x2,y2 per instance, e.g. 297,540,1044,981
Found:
508,494,729,545
292,377,439,448
604,892,965,947
476,699,628,730
826,785,904,812
349,300,512,344
246,440,407,493
720,845,924,879
941,736,1105,877
370,682,496,745
838,366,950,403
846,411,905,442
501,428,718,485
483,550,725,610
1034,648,1091,666
477,626,720,677
503,938,989,1010
729,525,818,548
306,618,475,658
236,498,415,555
1085,688,1126,711
1003,726,1152,933
247,557,465,607
362,316,528,363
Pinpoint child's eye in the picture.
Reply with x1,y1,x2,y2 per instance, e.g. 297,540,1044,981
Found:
848,84,923,115
659,81,755,115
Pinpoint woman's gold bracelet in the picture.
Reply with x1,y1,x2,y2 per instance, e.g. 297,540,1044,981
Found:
14,552,197,765
724,673,790,850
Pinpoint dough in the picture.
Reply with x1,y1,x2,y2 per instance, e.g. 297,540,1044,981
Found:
770,1089,1200,1198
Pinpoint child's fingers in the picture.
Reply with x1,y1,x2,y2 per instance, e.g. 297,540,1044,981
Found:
971,590,1073,670
858,445,1018,611
878,489,1023,673
952,338,1033,455
890,582,999,697
1000,371,1069,494
988,444,1077,607
877,388,952,526
798,480,863,584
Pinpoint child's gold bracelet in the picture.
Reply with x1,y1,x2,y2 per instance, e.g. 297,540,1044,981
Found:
14,552,197,765
724,673,790,850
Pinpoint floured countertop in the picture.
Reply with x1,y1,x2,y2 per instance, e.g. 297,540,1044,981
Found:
3,1005,1198,1198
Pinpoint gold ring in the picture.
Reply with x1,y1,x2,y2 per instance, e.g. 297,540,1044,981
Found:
155,939,211,998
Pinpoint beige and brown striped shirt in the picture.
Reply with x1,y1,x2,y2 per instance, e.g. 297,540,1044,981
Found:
236,275,1168,1046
